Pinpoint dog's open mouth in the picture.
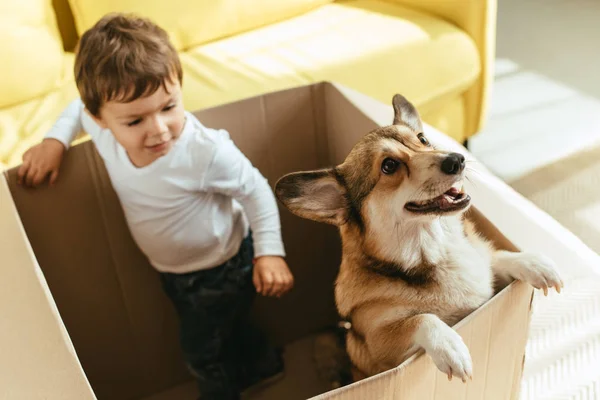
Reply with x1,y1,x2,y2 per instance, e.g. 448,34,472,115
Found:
405,186,471,214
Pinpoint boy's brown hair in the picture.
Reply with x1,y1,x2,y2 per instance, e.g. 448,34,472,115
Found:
74,13,183,117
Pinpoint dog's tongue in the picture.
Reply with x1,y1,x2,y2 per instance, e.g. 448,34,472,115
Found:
439,187,462,209
446,187,461,196
407,186,464,211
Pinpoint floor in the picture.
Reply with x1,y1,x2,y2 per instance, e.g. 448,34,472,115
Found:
469,0,600,183
469,2,600,399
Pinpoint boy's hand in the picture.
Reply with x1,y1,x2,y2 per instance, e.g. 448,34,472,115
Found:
18,139,65,187
253,256,294,297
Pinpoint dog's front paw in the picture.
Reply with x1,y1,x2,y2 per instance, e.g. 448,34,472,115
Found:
426,327,473,382
513,253,564,296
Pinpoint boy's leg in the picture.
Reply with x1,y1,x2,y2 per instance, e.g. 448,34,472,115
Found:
177,302,240,399
160,242,257,400
234,317,285,391
160,274,241,399
229,234,285,390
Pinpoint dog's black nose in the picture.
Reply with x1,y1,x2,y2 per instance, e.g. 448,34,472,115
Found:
441,153,466,175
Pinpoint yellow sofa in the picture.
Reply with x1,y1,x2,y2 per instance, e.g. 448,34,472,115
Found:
0,0,496,169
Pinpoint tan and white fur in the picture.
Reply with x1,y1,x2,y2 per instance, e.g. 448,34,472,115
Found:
275,94,563,383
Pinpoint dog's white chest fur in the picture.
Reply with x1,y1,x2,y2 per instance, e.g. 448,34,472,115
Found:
417,217,494,324
369,215,495,325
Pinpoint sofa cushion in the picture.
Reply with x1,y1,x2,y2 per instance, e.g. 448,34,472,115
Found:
0,0,67,109
178,0,480,115
67,0,332,51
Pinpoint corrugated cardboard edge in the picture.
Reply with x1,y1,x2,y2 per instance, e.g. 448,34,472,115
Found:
0,173,96,399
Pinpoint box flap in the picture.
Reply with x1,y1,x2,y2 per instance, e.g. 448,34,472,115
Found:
4,146,190,399
0,174,95,399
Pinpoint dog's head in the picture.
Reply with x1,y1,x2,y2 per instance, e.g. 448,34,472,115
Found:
275,94,471,234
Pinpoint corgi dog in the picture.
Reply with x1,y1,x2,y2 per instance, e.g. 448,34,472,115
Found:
274,94,563,382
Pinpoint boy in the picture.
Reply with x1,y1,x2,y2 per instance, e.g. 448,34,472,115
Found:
18,13,294,400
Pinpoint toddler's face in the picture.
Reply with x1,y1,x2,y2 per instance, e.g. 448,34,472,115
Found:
92,79,186,167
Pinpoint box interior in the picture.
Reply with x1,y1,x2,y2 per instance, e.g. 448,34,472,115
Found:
4,83,528,400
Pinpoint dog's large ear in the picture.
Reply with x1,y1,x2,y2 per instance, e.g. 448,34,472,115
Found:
392,94,423,132
275,169,347,226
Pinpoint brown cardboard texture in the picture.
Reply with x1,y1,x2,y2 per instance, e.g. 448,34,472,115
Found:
1,82,534,400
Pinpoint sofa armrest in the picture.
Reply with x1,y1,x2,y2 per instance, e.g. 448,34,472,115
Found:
383,0,497,136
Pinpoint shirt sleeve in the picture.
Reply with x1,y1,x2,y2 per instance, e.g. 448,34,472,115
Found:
201,130,286,258
44,98,85,149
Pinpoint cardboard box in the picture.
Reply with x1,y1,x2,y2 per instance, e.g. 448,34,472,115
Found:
1,82,584,400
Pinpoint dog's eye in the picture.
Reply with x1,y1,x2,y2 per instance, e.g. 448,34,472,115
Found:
418,133,430,146
381,158,400,174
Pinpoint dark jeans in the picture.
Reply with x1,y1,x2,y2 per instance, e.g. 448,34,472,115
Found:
160,234,275,400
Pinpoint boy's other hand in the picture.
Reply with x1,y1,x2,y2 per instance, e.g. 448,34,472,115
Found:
253,256,294,298
18,139,65,187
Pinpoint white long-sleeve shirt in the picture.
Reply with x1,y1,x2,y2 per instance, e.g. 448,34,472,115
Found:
46,99,286,273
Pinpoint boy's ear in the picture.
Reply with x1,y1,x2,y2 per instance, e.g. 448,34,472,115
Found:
392,94,423,133
275,169,347,226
